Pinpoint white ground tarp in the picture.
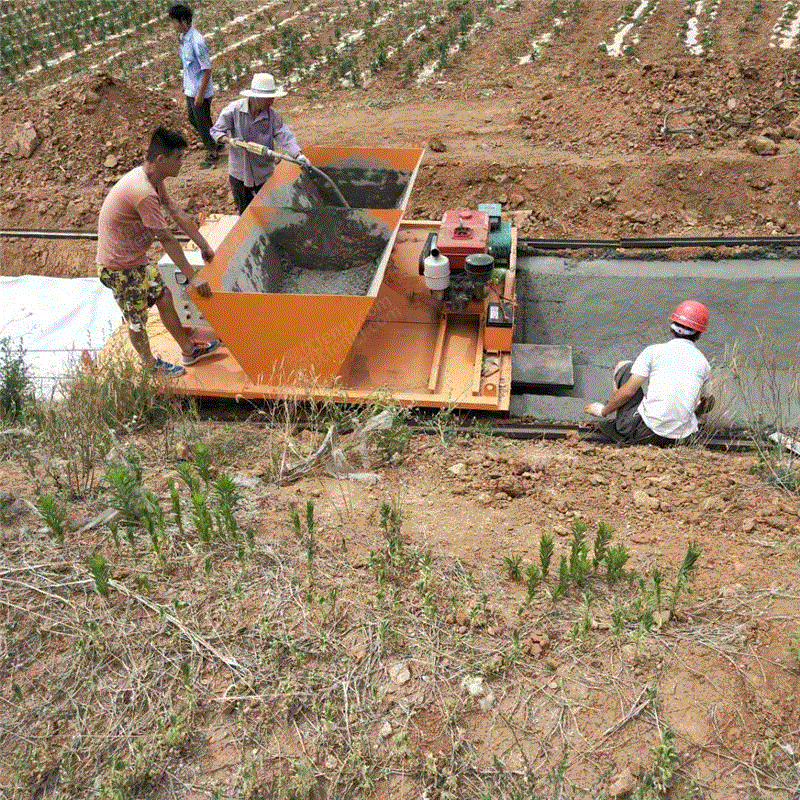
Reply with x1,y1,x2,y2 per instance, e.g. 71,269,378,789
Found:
0,275,122,399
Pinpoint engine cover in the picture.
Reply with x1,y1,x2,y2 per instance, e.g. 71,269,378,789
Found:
437,209,489,269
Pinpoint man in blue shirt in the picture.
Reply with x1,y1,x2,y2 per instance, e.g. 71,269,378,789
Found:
169,4,218,169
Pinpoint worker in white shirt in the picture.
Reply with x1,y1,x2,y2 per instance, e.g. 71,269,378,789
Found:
210,73,309,214
584,300,715,446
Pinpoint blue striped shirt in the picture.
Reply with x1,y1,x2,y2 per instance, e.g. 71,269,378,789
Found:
179,27,214,99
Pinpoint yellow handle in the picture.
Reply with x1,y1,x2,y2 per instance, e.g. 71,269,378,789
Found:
230,138,268,156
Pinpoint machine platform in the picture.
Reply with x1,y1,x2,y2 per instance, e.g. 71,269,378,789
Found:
98,146,518,411
101,219,516,410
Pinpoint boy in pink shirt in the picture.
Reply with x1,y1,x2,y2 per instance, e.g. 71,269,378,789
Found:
97,128,219,376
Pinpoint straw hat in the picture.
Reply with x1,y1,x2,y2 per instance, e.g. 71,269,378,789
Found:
240,73,287,98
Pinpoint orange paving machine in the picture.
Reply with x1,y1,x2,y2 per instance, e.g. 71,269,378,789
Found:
143,145,524,410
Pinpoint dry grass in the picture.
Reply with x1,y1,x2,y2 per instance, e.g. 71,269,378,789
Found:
1,359,798,799
3,449,796,800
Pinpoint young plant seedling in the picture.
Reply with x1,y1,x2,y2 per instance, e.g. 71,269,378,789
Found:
87,553,109,599
525,564,541,603
539,532,554,577
504,555,522,581
36,494,65,544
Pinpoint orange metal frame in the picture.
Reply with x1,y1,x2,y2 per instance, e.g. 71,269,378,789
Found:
98,145,516,410
149,220,516,410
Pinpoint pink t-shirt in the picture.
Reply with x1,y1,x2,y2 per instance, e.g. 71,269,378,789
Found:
96,166,170,270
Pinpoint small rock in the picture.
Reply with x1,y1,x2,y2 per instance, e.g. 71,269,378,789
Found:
232,474,261,487
747,135,779,156
325,755,338,770
784,112,800,139
526,631,550,658
461,675,485,697
3,121,41,159
609,766,637,797
449,462,466,475
379,721,392,739
742,517,756,533
633,489,659,510
428,137,447,152
726,97,738,111
624,209,650,224
762,127,782,143
1,496,28,520
104,154,118,168
388,662,411,685
700,495,723,512
477,688,495,712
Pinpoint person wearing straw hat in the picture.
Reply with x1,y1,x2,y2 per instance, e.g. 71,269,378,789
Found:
210,73,309,214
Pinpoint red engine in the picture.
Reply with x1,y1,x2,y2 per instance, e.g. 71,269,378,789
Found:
437,209,489,269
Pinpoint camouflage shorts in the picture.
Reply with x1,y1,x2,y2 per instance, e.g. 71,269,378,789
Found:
98,263,166,332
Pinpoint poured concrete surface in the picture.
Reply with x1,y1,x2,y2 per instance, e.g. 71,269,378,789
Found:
513,255,800,427
511,343,574,387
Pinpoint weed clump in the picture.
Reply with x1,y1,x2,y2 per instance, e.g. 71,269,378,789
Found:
0,338,34,423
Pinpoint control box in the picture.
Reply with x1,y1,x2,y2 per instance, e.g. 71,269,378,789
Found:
437,209,489,270
484,301,514,352
157,250,216,336
477,202,502,231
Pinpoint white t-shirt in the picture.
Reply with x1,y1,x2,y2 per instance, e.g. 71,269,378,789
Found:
631,338,711,439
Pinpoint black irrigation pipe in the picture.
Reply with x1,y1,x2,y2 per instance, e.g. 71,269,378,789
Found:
0,228,189,241
517,235,800,252
5,229,800,252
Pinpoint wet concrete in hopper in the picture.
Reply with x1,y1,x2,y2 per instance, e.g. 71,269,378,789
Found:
222,209,391,296
258,156,411,210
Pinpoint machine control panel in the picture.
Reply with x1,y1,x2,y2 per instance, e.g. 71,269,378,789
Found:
157,250,215,336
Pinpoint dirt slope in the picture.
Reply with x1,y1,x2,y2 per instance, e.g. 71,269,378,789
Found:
5,0,800,276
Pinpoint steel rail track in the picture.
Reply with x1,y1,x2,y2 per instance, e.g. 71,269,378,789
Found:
191,398,753,450
4,228,800,252
517,235,800,251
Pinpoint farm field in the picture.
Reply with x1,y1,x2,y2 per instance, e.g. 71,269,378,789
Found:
5,0,800,277
1,1,800,799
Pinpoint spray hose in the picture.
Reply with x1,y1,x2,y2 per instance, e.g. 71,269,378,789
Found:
228,138,351,209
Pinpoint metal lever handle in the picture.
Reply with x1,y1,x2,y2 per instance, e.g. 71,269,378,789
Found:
227,139,351,209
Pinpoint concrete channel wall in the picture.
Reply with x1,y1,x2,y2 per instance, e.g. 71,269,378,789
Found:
511,255,800,430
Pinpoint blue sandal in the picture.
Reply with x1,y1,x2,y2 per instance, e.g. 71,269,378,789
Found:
182,339,220,366
152,357,186,377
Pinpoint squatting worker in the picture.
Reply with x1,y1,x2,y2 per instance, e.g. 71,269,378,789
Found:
96,128,220,377
210,72,310,214
583,300,715,446
168,3,219,169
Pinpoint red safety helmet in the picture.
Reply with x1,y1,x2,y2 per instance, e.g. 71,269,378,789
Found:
670,300,709,333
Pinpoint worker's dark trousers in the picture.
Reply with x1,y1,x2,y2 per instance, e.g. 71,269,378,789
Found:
186,95,216,157
597,362,677,447
229,176,264,215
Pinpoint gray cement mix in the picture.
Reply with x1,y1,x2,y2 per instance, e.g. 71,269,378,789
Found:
257,156,411,210
512,255,800,429
221,209,391,296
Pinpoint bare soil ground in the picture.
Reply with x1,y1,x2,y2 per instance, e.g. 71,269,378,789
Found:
1,415,799,799
1,2,800,797
5,1,800,275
